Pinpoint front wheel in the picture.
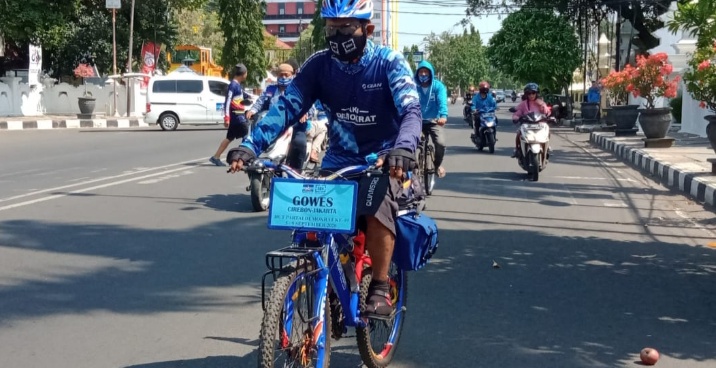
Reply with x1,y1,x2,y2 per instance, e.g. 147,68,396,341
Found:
356,266,408,368
259,263,331,368
250,173,271,212
423,147,435,196
486,131,496,154
528,151,540,181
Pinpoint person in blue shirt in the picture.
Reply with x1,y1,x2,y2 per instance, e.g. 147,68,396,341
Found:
226,0,422,319
209,63,251,166
415,60,448,178
246,62,313,170
587,80,602,103
471,81,498,139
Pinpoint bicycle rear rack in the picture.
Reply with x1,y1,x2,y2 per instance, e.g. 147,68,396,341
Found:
261,245,323,311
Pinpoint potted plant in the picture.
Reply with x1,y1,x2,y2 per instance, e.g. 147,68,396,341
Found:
601,65,640,132
74,63,96,115
682,42,716,152
627,52,680,139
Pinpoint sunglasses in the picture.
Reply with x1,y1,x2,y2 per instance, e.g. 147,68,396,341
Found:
325,23,362,37
526,91,537,95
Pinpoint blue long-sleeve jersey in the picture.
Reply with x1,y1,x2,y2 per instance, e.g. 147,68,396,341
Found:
241,41,422,169
414,60,448,120
471,93,497,112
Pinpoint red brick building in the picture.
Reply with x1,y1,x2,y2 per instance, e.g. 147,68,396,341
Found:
263,1,316,47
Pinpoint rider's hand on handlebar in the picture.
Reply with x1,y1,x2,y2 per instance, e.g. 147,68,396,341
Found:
228,159,244,173
299,114,308,123
246,111,254,120
437,117,447,126
223,116,230,128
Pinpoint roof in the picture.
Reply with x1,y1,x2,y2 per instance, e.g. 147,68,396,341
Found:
263,29,293,50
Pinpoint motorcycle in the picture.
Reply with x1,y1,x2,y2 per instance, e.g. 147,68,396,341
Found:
513,111,553,182
511,95,517,102
470,109,497,154
450,94,457,104
244,117,327,212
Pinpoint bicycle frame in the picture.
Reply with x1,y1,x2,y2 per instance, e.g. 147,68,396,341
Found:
259,160,407,365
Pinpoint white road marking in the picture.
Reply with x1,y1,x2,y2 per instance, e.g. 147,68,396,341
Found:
0,157,206,203
137,170,194,184
674,209,716,238
554,176,635,182
0,165,202,212
603,201,628,208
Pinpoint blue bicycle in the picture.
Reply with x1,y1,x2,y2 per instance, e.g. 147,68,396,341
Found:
257,156,409,368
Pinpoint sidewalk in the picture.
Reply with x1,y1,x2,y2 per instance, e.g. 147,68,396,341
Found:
590,130,716,207
0,115,148,130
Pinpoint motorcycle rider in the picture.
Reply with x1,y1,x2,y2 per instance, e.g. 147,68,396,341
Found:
511,82,551,158
463,85,475,118
415,60,448,178
246,62,318,169
471,81,498,140
226,0,422,319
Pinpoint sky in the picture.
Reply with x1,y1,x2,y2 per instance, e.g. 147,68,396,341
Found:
391,0,505,52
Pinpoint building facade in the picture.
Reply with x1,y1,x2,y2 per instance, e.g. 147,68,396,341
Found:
263,0,391,48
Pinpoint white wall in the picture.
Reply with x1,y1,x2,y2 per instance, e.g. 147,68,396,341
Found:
0,78,147,117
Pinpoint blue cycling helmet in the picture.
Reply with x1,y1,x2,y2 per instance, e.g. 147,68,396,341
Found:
524,82,539,93
321,0,374,20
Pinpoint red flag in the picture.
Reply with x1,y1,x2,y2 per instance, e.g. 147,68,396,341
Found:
140,42,159,89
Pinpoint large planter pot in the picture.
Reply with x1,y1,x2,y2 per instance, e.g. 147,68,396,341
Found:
603,108,615,126
78,97,96,115
612,105,640,131
638,107,672,139
705,115,716,154
580,102,599,121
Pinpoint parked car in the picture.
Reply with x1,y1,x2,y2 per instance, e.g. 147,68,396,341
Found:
494,90,505,103
144,75,252,131
543,94,574,123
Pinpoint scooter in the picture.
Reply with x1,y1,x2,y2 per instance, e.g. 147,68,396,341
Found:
514,111,553,182
470,109,497,153
243,126,293,212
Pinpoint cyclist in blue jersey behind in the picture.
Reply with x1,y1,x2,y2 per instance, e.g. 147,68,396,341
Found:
227,0,422,319
414,60,448,178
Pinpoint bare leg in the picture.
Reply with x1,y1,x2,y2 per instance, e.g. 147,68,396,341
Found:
213,138,231,159
365,215,394,282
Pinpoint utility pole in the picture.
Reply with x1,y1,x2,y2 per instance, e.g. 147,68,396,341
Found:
126,0,136,117
615,4,622,71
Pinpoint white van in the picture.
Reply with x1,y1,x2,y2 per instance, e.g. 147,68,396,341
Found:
144,75,230,130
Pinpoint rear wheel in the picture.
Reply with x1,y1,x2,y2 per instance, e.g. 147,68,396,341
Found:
259,263,331,368
158,112,179,131
356,266,408,368
250,173,271,212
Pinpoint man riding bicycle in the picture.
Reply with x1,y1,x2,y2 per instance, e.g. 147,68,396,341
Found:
226,0,422,319
414,60,448,178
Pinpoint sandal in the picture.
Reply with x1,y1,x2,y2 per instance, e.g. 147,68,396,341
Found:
362,283,394,320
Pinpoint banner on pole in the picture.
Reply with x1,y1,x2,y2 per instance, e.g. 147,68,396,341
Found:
28,44,42,86
140,41,160,89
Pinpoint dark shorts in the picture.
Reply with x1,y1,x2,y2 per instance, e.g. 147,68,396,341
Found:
355,175,401,236
227,116,249,141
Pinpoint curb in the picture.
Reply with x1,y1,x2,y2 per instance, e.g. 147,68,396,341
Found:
590,132,716,207
0,118,149,130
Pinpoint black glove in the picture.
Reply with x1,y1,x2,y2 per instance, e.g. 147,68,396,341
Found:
386,148,416,173
226,146,257,166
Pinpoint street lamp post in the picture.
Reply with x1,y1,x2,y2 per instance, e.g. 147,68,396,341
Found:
106,0,121,117
126,0,136,117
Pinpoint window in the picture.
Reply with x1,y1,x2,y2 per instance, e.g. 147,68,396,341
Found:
176,80,203,93
153,80,176,93
297,3,304,14
208,81,228,97
279,25,286,33
278,3,285,15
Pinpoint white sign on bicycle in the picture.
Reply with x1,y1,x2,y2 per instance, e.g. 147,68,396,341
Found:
268,179,358,233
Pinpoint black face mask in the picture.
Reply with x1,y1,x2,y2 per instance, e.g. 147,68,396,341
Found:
326,30,367,62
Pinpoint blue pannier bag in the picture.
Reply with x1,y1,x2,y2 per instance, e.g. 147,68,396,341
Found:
393,211,439,271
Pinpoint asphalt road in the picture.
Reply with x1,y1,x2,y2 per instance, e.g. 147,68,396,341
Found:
1,101,715,368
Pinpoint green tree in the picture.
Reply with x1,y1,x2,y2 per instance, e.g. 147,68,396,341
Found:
218,0,267,86
310,0,326,52
488,8,580,94
423,27,490,92
174,7,224,65
466,0,673,51
667,0,716,49
290,25,316,65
